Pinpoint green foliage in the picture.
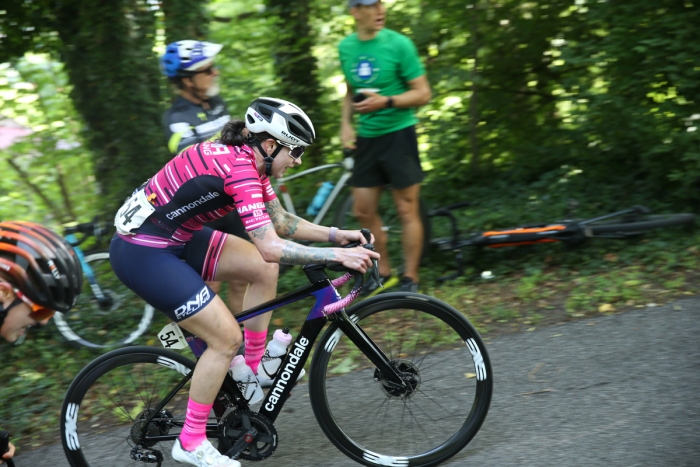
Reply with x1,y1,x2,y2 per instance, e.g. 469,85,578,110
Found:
50,0,170,208
0,1,61,63
2,0,219,212
265,0,326,165
163,0,210,42
554,0,700,199
0,57,99,224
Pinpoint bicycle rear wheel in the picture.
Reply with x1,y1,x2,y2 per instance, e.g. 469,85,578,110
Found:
53,251,155,349
586,213,695,236
61,347,198,467
309,293,492,467
335,192,432,262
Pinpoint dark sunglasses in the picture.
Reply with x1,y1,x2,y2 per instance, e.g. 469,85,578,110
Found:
192,65,217,76
13,288,56,321
276,140,305,160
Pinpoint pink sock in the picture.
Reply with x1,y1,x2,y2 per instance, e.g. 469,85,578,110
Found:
179,398,213,451
244,328,268,374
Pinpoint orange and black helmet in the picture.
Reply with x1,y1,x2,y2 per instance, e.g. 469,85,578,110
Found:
0,221,82,315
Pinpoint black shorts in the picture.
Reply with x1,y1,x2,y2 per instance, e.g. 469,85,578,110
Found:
206,211,248,240
110,228,226,322
350,125,424,189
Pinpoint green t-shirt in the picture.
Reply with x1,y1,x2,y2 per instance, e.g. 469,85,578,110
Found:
339,28,425,138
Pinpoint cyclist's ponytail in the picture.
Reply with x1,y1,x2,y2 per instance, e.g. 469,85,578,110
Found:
218,119,249,147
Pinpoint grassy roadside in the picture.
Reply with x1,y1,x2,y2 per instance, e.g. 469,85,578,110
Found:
1,219,698,455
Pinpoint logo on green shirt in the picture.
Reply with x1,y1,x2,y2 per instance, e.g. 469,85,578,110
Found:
353,56,380,84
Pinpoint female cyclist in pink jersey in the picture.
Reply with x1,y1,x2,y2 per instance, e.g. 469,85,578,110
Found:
110,97,379,467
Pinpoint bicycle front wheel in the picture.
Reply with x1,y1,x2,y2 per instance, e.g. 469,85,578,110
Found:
309,293,492,467
53,250,155,349
586,213,695,236
61,346,197,467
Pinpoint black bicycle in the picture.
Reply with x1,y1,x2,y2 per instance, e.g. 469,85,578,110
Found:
428,203,696,281
60,231,492,467
54,217,155,348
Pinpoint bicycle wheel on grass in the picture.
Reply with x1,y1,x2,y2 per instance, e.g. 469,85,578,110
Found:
585,213,695,237
335,192,432,262
53,251,155,349
309,293,492,467
61,347,197,467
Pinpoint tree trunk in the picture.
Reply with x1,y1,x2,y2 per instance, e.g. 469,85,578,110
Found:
265,0,325,165
51,0,173,209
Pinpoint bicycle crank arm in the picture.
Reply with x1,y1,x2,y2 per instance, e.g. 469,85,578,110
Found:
223,427,258,459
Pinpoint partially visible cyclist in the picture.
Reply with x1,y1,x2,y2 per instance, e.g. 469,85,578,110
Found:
0,221,82,343
161,40,230,155
110,97,379,467
0,221,83,466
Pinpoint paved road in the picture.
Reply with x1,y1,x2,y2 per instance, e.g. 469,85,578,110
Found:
15,298,700,466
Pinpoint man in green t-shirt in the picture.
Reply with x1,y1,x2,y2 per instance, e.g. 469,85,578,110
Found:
339,0,432,294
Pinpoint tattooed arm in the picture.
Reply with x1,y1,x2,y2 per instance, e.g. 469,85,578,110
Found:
265,198,333,242
248,222,379,271
265,198,376,245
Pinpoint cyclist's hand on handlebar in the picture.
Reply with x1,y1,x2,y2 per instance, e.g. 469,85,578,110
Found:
334,246,379,274
335,229,375,246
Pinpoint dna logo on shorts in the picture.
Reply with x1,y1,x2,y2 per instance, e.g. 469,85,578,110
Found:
174,286,211,320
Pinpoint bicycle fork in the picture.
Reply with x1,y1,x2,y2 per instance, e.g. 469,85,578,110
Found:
331,310,410,393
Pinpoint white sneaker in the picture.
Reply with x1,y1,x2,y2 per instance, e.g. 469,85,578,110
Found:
257,368,306,388
172,439,241,467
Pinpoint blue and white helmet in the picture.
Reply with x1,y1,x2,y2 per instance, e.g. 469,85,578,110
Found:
160,40,223,78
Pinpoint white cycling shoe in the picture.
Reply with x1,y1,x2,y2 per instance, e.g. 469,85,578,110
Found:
172,439,241,467
256,368,306,388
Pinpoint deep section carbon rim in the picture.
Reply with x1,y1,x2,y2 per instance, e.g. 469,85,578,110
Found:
53,251,154,349
309,293,492,467
60,347,197,467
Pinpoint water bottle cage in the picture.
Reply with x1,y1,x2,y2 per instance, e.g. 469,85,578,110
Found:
260,351,285,378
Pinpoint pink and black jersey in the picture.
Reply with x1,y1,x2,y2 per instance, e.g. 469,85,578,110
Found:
120,141,276,247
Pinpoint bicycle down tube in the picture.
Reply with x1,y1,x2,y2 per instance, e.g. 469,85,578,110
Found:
138,265,404,444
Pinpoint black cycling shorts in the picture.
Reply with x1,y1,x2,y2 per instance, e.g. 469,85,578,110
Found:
109,227,226,323
350,125,424,190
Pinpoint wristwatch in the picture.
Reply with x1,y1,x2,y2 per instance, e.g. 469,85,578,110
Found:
385,96,394,108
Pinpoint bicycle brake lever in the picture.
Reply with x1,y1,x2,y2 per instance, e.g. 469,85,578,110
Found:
363,243,381,286
358,229,381,284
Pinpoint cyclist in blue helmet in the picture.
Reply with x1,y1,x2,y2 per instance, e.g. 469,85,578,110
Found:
160,40,228,153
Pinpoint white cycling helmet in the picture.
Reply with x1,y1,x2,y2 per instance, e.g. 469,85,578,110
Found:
245,97,315,147
245,97,316,176
161,40,223,78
